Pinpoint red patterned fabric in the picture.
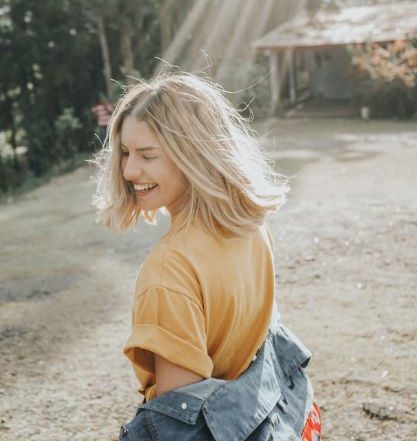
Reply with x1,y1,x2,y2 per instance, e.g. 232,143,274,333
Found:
301,401,321,441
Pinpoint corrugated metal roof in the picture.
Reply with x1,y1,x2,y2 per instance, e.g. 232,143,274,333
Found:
253,3,417,50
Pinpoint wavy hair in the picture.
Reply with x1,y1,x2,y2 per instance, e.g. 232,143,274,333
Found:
90,72,289,239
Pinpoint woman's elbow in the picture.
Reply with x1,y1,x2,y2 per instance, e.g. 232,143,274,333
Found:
154,353,205,396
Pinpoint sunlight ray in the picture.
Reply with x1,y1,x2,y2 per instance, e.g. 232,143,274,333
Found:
156,0,210,74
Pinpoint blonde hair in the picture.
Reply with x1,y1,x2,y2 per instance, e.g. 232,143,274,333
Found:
90,72,288,240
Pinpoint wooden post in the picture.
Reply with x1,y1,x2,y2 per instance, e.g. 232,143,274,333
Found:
269,50,281,116
288,49,297,104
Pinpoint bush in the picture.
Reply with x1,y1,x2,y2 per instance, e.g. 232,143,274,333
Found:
357,77,417,118
54,107,82,159
349,39,417,118
0,155,25,192
24,118,55,176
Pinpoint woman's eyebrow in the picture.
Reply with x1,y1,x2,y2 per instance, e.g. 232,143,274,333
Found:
121,144,159,152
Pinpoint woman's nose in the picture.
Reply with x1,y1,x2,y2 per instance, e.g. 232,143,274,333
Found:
123,156,143,182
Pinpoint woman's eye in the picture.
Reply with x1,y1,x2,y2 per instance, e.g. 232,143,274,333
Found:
121,151,129,157
143,156,156,161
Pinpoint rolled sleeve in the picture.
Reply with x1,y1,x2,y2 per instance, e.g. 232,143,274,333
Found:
123,285,213,385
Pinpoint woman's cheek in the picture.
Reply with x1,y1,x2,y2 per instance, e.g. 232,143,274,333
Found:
121,157,127,172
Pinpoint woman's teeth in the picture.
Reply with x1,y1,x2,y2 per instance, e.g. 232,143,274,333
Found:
134,183,158,192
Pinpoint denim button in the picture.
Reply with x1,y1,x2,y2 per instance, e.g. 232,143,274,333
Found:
181,402,187,409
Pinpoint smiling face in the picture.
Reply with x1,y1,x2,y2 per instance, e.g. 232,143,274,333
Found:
120,116,189,217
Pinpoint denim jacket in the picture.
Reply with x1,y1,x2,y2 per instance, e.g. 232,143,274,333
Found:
119,315,314,441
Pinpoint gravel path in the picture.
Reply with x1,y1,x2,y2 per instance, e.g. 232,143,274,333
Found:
1,118,416,440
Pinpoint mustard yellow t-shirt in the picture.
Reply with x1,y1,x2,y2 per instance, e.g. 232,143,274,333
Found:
123,216,276,402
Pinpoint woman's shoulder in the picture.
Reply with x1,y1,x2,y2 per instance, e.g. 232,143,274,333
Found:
135,228,201,297
135,220,271,295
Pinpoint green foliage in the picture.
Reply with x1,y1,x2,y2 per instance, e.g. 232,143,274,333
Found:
0,0,104,182
0,151,90,200
0,154,24,192
0,0,171,194
54,108,82,159
24,118,55,175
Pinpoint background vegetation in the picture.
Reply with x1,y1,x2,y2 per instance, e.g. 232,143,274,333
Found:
0,0,191,194
0,0,416,195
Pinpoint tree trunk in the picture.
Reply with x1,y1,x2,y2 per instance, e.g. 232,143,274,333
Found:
96,15,113,99
120,16,135,84
156,0,209,74
160,0,176,52
269,51,282,116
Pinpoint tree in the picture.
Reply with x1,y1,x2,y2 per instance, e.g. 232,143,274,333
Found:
87,0,165,93
1,0,103,175
0,0,192,188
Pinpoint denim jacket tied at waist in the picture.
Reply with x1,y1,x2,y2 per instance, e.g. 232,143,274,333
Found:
119,319,314,441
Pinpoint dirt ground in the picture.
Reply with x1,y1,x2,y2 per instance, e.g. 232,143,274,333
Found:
0,118,416,440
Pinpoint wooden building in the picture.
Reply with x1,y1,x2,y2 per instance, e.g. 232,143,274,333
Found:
253,2,417,115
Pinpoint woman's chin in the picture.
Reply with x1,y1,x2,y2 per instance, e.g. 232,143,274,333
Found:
136,201,163,212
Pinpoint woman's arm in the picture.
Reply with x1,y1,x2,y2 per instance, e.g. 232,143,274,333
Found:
155,353,205,396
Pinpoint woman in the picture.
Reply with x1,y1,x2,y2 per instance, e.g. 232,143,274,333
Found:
91,72,321,440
